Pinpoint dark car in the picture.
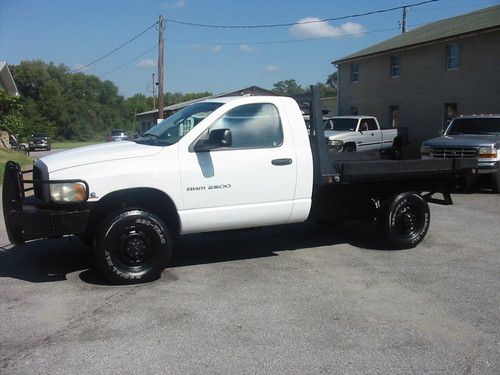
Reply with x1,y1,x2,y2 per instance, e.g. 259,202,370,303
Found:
106,129,128,142
29,133,51,151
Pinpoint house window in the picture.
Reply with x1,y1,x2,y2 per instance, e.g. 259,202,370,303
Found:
351,64,359,82
446,44,460,69
443,103,457,130
390,105,400,128
390,56,400,77
350,106,358,115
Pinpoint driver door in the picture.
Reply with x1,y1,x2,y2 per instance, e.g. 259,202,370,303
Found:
179,102,297,234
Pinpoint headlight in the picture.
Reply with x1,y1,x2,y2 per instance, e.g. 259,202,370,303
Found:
420,145,431,156
478,146,497,158
49,182,87,202
327,139,344,151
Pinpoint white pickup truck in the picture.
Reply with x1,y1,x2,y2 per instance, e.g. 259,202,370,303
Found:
3,87,475,284
324,116,408,158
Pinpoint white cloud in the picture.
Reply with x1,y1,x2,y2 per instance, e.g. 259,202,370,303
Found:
161,0,186,8
211,45,223,53
239,44,256,53
265,65,280,72
137,59,156,68
290,18,365,38
191,45,223,53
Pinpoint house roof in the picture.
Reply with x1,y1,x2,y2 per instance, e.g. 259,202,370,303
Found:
136,85,275,117
0,62,19,96
334,5,500,64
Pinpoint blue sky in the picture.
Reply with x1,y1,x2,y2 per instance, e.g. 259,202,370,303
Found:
1,0,498,97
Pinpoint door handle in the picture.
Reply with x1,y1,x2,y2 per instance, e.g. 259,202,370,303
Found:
272,158,292,166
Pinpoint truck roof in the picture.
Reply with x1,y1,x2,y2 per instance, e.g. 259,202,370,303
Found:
202,96,283,104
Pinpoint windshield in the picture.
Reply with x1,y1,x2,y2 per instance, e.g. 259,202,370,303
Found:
138,102,223,146
324,118,358,131
446,118,500,135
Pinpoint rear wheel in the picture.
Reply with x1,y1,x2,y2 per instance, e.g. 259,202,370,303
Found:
94,209,172,284
390,139,402,159
377,192,430,249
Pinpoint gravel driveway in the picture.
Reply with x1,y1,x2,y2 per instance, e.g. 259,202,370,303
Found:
0,189,498,374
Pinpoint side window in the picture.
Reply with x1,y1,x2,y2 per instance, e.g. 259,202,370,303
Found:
351,63,359,82
390,56,400,77
366,119,378,130
209,103,283,149
446,43,460,69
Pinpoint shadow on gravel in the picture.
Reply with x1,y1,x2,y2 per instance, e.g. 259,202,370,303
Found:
0,220,391,285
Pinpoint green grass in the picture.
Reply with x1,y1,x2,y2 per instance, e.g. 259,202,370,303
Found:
52,141,101,149
0,149,34,185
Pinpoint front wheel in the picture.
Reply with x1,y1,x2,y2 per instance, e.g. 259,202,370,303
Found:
343,143,356,152
377,192,430,249
94,209,172,284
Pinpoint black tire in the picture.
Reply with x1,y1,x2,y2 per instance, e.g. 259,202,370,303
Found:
377,192,430,249
390,139,402,160
343,143,356,152
94,209,172,284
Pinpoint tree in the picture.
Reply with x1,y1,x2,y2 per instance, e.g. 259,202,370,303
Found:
9,59,218,141
326,72,338,90
272,79,306,96
0,90,23,134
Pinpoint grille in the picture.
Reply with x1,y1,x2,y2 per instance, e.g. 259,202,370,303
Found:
32,165,44,199
431,147,478,159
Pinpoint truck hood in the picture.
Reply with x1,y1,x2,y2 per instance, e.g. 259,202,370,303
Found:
41,142,163,173
423,134,500,147
324,130,354,139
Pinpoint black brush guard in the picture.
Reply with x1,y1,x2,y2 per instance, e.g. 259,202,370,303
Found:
2,161,90,245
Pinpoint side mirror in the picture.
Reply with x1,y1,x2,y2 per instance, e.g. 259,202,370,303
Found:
195,128,232,152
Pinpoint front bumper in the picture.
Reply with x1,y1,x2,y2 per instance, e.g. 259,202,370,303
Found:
2,161,90,245
477,160,499,174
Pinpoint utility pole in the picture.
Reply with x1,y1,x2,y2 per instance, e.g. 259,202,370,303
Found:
152,73,156,110
157,15,165,121
401,6,408,34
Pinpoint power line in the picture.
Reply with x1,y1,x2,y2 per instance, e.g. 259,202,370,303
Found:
165,25,410,46
164,0,440,29
101,44,158,78
68,22,159,74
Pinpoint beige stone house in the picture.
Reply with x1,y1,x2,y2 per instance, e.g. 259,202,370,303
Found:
333,5,500,156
